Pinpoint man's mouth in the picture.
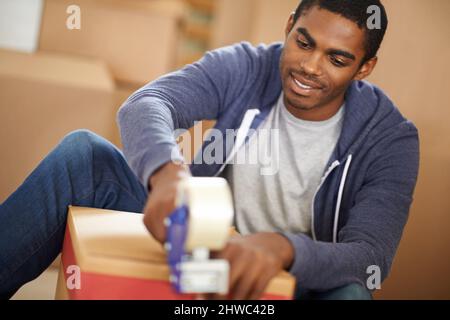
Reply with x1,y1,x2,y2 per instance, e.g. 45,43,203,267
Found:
294,77,313,89
289,73,323,97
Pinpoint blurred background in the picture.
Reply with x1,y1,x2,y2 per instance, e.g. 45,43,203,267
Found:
0,0,449,300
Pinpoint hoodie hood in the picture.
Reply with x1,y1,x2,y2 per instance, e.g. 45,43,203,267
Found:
331,80,409,163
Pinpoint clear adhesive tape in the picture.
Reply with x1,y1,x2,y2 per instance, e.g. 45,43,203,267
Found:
176,177,234,252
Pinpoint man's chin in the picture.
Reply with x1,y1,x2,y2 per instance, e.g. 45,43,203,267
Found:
284,94,318,111
289,102,316,111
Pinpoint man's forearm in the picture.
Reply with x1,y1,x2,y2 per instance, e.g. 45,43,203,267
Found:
266,233,295,270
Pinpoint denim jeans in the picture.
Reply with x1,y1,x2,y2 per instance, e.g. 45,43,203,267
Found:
0,130,372,300
294,283,372,300
0,130,148,299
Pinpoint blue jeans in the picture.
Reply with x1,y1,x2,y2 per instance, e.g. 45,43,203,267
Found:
0,130,148,299
0,130,372,300
294,283,372,300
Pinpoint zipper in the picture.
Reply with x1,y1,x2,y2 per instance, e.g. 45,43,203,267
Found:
311,160,341,241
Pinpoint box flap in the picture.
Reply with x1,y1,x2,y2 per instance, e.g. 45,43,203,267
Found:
0,49,114,91
68,206,166,263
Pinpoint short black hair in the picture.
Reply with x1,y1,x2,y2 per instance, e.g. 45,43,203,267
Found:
293,0,388,63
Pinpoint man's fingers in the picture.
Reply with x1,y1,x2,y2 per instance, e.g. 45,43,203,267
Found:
248,272,274,300
143,164,185,244
214,244,249,294
231,263,263,300
143,192,179,243
208,293,228,300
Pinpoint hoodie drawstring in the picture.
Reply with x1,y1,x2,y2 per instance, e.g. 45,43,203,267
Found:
333,154,353,243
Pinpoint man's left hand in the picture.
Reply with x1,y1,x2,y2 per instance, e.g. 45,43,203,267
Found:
211,232,294,300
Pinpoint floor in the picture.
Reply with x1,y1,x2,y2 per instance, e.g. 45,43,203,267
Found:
10,257,60,300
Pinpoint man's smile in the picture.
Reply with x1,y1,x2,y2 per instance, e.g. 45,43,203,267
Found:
289,72,324,97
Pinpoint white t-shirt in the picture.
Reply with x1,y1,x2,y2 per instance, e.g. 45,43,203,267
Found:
224,94,345,236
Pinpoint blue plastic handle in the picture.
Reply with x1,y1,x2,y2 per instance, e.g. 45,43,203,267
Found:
166,205,189,292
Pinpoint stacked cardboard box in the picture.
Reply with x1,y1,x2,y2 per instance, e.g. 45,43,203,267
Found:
0,49,116,202
39,0,186,86
176,0,215,67
211,0,299,48
0,0,190,202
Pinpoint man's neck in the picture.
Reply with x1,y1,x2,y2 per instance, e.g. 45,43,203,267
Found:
284,96,345,122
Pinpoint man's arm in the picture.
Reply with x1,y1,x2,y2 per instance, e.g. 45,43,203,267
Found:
116,44,275,282
117,43,256,187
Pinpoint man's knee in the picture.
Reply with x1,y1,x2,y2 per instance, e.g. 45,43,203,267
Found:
58,129,119,163
295,282,373,300
318,283,373,300
59,129,96,154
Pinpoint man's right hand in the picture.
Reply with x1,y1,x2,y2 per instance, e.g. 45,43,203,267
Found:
143,162,190,244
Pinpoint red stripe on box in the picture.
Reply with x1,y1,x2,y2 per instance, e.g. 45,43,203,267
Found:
61,224,289,300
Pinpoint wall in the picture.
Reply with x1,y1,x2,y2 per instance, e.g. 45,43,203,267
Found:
368,0,450,300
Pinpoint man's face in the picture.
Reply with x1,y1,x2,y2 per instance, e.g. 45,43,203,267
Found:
280,6,376,120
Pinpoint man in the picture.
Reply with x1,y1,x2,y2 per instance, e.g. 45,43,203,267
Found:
0,0,419,300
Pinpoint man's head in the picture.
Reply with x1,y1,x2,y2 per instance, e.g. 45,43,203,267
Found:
280,0,388,121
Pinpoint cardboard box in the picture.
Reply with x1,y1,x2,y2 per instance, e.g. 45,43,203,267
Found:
0,49,116,202
55,206,296,300
39,0,185,85
211,0,298,48
211,0,253,49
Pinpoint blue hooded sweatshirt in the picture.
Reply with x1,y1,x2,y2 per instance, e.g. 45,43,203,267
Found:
117,42,420,291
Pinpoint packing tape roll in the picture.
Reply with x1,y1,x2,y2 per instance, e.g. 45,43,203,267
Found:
177,177,234,252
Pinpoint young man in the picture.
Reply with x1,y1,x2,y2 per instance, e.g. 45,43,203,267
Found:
0,0,419,300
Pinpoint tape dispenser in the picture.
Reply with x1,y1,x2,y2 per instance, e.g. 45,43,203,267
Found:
164,177,234,294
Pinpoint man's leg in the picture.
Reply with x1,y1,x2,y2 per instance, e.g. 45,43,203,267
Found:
0,130,148,299
295,283,373,300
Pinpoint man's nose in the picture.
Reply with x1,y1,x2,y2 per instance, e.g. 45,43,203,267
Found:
300,52,322,77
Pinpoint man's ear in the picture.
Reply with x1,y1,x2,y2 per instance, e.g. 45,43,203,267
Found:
354,56,378,81
285,12,296,39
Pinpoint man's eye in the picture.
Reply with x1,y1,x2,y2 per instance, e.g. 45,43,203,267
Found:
330,56,345,67
296,39,310,49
